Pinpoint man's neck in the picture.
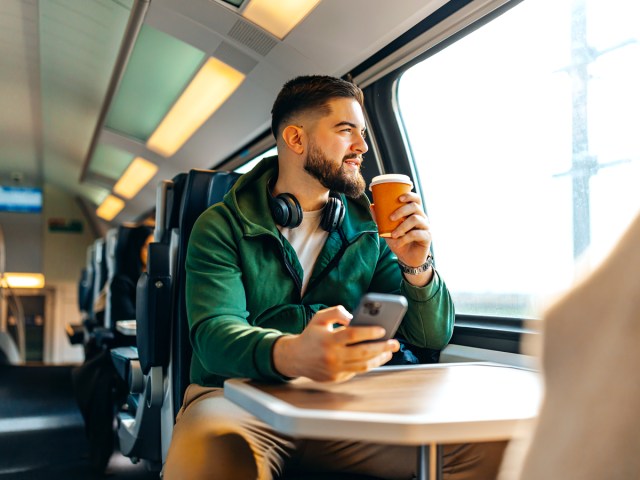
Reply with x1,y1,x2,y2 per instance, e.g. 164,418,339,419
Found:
274,167,329,211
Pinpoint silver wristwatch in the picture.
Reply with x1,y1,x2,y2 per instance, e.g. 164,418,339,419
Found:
397,254,434,275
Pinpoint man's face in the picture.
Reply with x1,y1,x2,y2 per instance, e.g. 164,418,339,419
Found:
303,98,368,198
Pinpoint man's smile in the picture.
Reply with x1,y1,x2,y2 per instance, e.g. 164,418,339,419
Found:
343,157,362,170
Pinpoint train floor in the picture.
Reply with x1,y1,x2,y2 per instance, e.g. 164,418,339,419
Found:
0,364,158,480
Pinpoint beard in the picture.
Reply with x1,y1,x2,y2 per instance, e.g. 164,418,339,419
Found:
303,141,366,199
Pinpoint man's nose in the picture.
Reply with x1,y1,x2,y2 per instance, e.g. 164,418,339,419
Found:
353,133,368,154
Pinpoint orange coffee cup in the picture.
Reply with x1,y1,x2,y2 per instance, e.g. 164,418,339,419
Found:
369,174,413,237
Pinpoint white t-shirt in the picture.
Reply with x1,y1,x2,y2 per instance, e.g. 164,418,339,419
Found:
278,208,329,295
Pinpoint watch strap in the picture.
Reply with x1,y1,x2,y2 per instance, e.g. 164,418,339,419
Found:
397,254,434,275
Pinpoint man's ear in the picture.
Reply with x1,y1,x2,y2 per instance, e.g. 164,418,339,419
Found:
281,125,305,155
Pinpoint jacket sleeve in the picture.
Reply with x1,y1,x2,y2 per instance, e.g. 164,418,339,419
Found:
186,207,298,383
368,240,454,350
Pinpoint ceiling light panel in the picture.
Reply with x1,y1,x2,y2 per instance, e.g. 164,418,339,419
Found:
96,195,125,221
105,25,206,141
1,273,46,289
147,57,245,158
242,0,321,40
113,157,158,200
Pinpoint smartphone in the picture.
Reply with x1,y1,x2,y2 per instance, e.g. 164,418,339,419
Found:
349,293,408,343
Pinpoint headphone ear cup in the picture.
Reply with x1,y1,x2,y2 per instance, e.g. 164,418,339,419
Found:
282,193,303,228
320,193,345,232
267,179,304,228
274,193,302,228
269,196,290,226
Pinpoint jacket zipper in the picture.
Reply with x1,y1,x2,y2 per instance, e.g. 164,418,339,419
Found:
304,229,367,294
283,254,302,298
273,235,302,298
278,229,375,300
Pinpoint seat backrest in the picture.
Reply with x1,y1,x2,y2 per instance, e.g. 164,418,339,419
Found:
154,173,187,244
105,225,153,329
77,268,89,314
78,244,95,318
136,241,172,374
136,174,187,374
171,169,241,419
104,228,119,327
90,238,107,326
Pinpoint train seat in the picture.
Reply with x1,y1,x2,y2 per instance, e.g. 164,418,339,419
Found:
86,224,151,352
81,237,108,339
168,169,242,420
0,331,21,365
105,225,153,333
118,174,189,383
141,169,240,466
70,238,107,351
66,256,94,346
92,237,108,324
108,172,192,467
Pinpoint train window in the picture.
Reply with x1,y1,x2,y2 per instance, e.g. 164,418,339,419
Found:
397,0,640,318
234,146,277,173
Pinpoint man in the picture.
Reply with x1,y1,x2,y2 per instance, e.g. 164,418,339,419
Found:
164,75,505,479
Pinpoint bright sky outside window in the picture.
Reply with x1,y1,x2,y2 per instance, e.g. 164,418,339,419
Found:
234,146,277,174
398,0,640,318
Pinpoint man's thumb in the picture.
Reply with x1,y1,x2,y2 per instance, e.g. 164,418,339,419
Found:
310,305,352,327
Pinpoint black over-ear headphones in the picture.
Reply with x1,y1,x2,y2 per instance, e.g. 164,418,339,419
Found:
267,179,345,232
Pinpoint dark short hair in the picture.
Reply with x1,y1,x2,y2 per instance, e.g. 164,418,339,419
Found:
271,75,364,139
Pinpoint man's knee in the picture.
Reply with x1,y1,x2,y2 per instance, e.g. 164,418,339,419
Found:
164,427,257,480
209,433,258,479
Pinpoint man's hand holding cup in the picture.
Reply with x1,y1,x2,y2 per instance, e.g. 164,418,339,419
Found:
369,174,433,287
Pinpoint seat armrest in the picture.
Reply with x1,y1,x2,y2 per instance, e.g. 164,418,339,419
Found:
136,242,172,373
111,346,138,381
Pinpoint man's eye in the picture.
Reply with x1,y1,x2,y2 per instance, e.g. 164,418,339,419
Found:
361,131,367,139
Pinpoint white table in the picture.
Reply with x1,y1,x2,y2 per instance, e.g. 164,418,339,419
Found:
225,363,541,480
115,319,137,336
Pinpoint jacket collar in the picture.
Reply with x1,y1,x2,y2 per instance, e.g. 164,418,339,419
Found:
223,155,378,243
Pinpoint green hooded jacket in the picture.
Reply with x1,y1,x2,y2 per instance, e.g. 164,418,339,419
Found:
186,156,454,387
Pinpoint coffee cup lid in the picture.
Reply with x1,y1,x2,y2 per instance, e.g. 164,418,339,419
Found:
369,174,413,190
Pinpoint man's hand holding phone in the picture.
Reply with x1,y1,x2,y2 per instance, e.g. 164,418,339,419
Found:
272,299,402,383
348,293,408,344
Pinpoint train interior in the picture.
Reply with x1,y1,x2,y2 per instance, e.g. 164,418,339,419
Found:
1,0,639,478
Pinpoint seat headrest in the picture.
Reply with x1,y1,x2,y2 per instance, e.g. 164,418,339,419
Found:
114,225,154,280
164,173,188,240
178,170,241,241
93,238,108,291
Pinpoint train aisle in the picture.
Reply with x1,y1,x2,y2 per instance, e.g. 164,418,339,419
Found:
0,364,157,480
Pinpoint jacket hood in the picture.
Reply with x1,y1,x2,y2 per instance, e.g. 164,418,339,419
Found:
223,155,377,242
